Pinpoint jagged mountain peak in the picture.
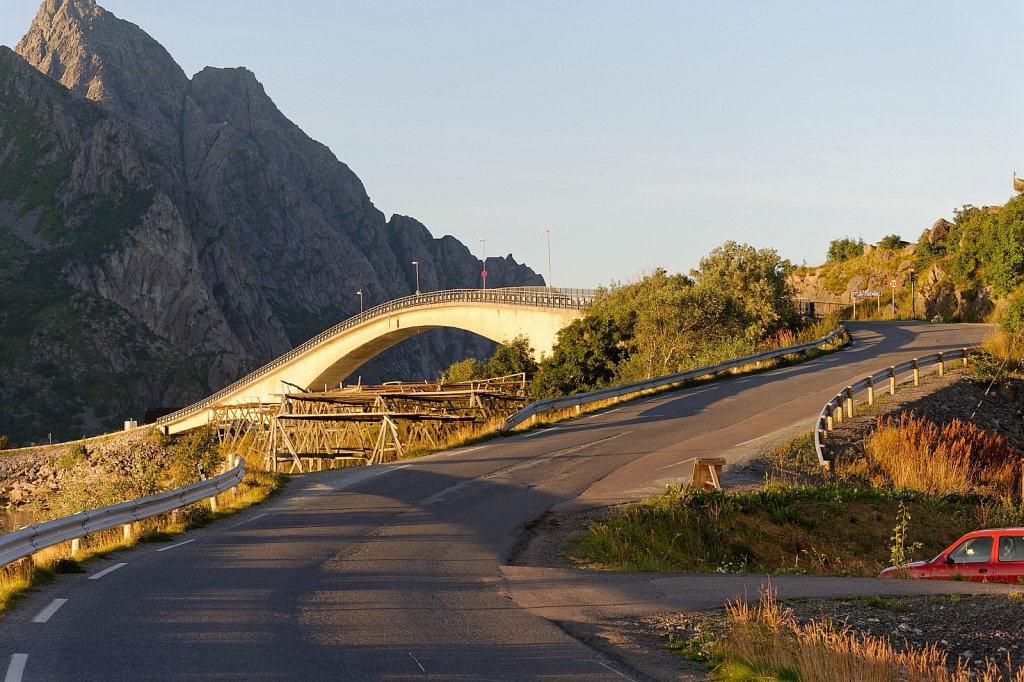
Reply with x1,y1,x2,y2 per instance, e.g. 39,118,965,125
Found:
16,0,188,156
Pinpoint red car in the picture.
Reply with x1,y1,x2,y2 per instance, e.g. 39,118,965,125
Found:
879,528,1024,583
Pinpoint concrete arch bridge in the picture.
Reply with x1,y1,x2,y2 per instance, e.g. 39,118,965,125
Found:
157,287,593,434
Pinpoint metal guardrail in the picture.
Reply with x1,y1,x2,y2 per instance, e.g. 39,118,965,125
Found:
155,287,595,428
0,458,246,568
812,349,973,468
501,326,848,431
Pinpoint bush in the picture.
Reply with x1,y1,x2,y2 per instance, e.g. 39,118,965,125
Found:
878,234,904,250
826,237,864,263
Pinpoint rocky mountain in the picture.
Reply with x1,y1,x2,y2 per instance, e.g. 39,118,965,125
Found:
0,0,542,445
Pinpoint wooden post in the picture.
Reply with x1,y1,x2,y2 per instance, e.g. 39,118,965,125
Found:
70,538,81,555
937,352,944,377
912,359,920,386
826,405,834,431
963,348,969,368
691,458,726,490
122,523,134,541
209,495,218,512
834,398,843,424
889,367,896,396
866,376,874,406
844,387,853,419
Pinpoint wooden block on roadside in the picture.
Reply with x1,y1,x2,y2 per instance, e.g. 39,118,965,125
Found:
691,458,726,490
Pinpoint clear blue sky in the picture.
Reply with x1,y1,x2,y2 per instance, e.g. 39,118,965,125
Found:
3,1,1022,288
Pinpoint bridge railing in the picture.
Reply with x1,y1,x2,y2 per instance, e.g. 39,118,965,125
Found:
812,349,973,469
156,287,595,428
501,325,848,431
0,458,246,568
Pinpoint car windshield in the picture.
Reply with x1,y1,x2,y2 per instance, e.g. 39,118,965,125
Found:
948,536,993,564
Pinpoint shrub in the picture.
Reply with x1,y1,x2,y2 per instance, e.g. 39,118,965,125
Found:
826,237,864,263
878,234,904,250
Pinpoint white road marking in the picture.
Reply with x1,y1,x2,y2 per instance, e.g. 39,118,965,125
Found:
592,659,635,680
585,407,621,419
734,434,768,447
521,428,556,438
31,598,67,623
4,654,27,682
408,653,426,673
233,513,267,527
156,539,196,552
88,562,127,580
655,456,698,471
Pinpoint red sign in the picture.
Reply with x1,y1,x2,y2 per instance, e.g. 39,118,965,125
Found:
481,270,488,278
888,278,899,288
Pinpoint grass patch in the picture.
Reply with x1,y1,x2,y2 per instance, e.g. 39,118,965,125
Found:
574,482,981,575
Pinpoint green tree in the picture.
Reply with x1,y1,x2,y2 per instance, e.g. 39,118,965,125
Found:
442,358,483,383
879,234,904,250
486,336,538,379
691,241,795,340
530,307,632,397
826,237,864,263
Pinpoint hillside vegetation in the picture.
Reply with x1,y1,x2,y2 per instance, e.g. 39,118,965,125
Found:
792,193,1024,325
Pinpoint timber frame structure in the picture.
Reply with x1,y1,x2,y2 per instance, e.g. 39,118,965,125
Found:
211,375,528,472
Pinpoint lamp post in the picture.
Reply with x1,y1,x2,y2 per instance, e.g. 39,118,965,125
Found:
411,261,420,295
542,228,552,290
478,238,487,290
356,289,363,314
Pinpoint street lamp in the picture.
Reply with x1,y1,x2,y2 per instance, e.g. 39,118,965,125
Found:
542,228,552,290
356,289,363,314
411,261,420,295
478,238,487,290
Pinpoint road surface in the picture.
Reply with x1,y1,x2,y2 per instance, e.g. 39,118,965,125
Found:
0,322,1000,681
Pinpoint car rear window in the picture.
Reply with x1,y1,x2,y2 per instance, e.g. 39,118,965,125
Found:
949,536,993,564
998,535,1024,562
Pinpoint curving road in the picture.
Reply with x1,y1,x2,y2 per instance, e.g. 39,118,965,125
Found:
0,322,1009,681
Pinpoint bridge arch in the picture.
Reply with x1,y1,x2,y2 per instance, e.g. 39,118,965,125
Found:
159,288,592,433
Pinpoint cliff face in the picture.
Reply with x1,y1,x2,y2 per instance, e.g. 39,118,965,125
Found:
1,0,542,444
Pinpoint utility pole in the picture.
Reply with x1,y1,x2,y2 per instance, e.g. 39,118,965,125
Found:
542,228,552,289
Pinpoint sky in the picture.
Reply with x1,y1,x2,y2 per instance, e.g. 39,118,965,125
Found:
2,1,1023,288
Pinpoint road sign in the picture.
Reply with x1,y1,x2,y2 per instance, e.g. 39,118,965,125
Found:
481,270,488,278
888,278,899,288
853,290,883,298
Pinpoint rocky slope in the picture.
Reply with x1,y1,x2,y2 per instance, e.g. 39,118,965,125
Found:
0,0,542,444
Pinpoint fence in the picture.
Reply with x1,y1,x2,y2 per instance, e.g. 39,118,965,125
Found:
0,458,246,568
501,326,847,431
812,350,973,468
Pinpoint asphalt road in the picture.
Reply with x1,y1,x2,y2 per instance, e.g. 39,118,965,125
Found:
0,322,999,681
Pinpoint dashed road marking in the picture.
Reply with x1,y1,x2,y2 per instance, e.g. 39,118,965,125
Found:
233,513,267,527
4,654,27,682
409,653,425,673
156,539,195,553
31,598,68,624
88,562,127,580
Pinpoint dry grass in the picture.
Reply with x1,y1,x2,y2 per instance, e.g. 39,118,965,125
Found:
853,414,1021,497
719,584,1024,682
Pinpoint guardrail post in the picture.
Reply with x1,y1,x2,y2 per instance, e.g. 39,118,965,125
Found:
825,405,834,430
963,348,969,368
834,399,843,424
912,359,920,386
889,367,896,396
209,495,219,512
844,387,853,418
122,523,134,541
937,352,944,376
70,538,81,555
866,376,874,406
